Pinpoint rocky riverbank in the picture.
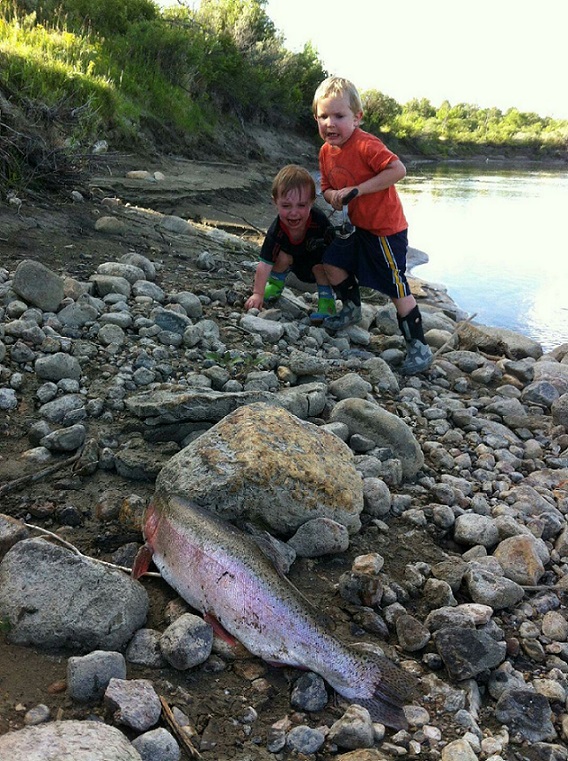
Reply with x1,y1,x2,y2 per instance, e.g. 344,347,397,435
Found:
0,147,568,761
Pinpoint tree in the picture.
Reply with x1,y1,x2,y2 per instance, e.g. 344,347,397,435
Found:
362,89,401,133
404,97,436,119
196,0,276,52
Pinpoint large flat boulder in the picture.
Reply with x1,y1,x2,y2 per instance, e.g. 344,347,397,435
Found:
156,402,363,537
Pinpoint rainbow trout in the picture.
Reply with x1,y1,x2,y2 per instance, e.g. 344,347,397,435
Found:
133,493,416,728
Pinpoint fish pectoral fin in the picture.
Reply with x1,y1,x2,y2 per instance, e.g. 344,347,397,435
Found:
266,659,299,669
203,614,253,659
204,612,239,645
131,544,153,579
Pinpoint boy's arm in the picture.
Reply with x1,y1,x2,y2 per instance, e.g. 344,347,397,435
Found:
325,159,406,210
356,158,406,196
245,260,272,310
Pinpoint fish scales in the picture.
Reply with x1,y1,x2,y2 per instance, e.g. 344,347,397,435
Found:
149,494,338,665
137,493,417,728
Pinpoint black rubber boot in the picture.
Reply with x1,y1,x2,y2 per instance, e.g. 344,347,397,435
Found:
335,273,361,307
397,305,426,342
397,306,433,374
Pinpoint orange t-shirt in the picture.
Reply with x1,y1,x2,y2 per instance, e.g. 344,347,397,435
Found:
319,128,408,236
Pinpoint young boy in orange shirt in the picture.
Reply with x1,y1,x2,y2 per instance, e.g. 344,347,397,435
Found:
245,164,336,322
313,76,433,375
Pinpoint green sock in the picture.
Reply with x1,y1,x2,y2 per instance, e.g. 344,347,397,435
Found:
264,270,288,300
317,285,336,315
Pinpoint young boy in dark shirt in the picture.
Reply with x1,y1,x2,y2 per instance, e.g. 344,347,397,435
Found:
245,164,336,322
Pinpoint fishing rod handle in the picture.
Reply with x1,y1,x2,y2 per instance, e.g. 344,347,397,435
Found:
342,188,359,205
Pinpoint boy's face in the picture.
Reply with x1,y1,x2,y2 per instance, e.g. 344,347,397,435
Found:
274,185,313,236
315,93,362,147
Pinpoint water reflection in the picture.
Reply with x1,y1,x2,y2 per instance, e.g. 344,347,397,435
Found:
399,166,568,351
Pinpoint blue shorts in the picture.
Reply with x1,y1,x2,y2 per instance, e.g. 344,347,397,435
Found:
323,228,411,299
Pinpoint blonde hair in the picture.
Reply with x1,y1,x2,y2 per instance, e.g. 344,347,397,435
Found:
271,164,316,201
312,76,363,117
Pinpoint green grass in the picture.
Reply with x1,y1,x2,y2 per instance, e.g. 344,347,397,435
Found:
0,12,206,142
0,7,214,190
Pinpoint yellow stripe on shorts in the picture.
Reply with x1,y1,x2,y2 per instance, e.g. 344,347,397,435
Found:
378,236,406,298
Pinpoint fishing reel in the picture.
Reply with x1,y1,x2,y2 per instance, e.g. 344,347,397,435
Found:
306,188,359,251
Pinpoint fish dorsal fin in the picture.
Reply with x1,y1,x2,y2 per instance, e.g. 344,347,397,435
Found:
245,524,294,577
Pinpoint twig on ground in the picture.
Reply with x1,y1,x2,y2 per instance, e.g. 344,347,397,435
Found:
23,522,161,578
0,452,82,497
159,695,202,759
25,521,568,594
521,584,568,592
432,312,478,358
208,207,266,236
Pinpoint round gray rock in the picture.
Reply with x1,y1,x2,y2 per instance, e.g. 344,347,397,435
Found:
0,720,141,760
329,397,424,479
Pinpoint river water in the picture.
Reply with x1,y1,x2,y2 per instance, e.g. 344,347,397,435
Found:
397,165,568,352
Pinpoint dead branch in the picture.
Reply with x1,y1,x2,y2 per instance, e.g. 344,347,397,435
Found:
0,452,82,497
23,522,161,578
432,312,478,358
159,696,202,759
207,207,266,235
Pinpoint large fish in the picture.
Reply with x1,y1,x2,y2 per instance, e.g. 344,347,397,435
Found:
133,493,416,728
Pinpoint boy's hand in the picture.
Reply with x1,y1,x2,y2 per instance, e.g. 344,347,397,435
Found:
328,187,358,210
245,293,264,310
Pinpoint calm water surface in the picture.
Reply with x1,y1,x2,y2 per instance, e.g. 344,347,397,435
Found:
398,166,568,352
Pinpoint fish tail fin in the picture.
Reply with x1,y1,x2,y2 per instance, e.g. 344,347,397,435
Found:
131,543,153,579
356,698,408,730
359,652,419,729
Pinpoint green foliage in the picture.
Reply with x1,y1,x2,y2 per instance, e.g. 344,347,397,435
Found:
116,18,206,89
2,0,328,139
0,13,121,192
0,14,127,145
196,0,277,52
17,0,158,35
205,350,263,379
191,0,326,125
362,89,568,158
0,0,566,196
362,90,401,134
0,42,116,124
